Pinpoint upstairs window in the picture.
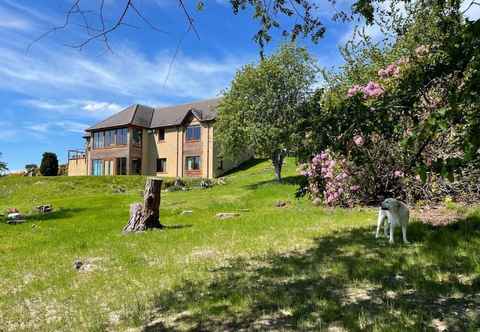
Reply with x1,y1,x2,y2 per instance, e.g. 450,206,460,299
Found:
105,130,114,147
132,128,142,146
186,125,201,141
93,132,104,149
158,128,165,141
116,128,128,145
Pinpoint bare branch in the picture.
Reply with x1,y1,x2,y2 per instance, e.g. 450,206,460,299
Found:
462,1,480,15
177,0,200,40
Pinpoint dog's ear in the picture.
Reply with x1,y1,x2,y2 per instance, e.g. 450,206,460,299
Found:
392,199,401,209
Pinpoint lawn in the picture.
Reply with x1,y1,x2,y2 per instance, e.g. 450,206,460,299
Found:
0,159,479,331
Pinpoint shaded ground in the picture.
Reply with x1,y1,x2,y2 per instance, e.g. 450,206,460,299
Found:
144,215,480,331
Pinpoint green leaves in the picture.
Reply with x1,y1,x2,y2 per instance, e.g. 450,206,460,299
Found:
216,44,318,176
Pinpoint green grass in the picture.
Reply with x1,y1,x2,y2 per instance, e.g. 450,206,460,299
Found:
0,159,479,331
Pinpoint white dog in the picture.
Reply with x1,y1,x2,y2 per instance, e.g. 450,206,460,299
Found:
376,198,410,244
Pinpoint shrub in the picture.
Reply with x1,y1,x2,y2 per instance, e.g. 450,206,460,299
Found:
40,152,59,176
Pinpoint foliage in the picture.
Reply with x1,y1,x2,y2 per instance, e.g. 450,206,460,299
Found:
25,164,40,176
300,150,360,206
216,44,318,181
302,1,480,205
0,153,7,176
58,164,68,176
40,152,59,176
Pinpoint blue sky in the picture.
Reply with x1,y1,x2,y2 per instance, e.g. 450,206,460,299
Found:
0,0,478,171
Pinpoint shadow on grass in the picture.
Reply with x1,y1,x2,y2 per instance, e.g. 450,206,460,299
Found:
244,175,306,191
162,224,193,230
24,207,88,222
140,215,480,331
220,158,268,177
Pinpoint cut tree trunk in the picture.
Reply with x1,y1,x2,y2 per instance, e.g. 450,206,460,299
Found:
123,178,163,233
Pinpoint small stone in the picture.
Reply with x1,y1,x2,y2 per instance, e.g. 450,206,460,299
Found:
275,200,288,208
216,212,240,220
73,260,83,270
312,197,322,206
7,212,22,220
180,210,193,215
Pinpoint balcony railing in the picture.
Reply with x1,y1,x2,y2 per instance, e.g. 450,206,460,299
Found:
68,150,86,160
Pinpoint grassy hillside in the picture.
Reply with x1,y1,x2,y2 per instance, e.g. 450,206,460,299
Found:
0,159,479,331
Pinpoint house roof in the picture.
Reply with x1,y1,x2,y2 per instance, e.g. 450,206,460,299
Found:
86,98,220,132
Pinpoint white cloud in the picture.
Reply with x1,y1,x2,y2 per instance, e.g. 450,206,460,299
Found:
23,99,125,118
0,40,245,102
82,101,124,114
25,121,89,135
0,15,31,31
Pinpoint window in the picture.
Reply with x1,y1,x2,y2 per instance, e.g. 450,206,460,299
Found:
93,128,128,148
104,160,114,175
92,159,103,176
93,132,104,149
156,158,167,173
158,128,165,141
116,128,128,145
131,159,142,175
116,158,127,175
132,128,142,146
105,130,114,147
186,125,201,141
185,156,200,171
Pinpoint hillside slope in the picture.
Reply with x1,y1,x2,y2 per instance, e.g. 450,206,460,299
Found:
0,159,479,331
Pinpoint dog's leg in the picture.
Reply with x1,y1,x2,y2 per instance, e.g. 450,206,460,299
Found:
389,223,395,244
402,225,409,244
384,219,389,237
376,210,384,238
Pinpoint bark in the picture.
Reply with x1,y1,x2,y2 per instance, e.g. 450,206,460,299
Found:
123,178,163,232
272,150,285,182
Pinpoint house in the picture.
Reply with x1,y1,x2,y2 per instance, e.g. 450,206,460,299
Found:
67,98,250,178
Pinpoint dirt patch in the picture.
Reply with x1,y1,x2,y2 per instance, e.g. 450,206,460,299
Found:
412,206,465,226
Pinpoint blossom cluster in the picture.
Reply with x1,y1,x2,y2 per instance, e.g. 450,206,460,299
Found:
415,45,429,57
304,150,359,206
378,63,400,78
347,81,384,99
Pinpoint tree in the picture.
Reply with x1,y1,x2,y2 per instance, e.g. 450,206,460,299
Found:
300,0,480,204
58,164,68,176
25,164,39,176
215,44,318,181
0,153,8,176
40,152,59,176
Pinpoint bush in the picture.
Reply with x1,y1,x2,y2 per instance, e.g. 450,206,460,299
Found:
40,152,59,176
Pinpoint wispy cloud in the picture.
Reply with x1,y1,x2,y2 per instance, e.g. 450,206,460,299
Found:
25,120,89,134
23,99,124,118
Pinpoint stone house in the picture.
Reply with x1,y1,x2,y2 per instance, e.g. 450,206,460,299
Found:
67,98,249,178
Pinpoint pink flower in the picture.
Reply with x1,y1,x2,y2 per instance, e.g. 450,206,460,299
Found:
347,85,363,97
362,81,384,98
396,57,409,66
394,170,404,178
415,175,421,181
378,68,388,78
353,135,365,147
350,185,360,192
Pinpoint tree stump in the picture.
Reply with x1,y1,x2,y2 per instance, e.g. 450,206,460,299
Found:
123,178,163,232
